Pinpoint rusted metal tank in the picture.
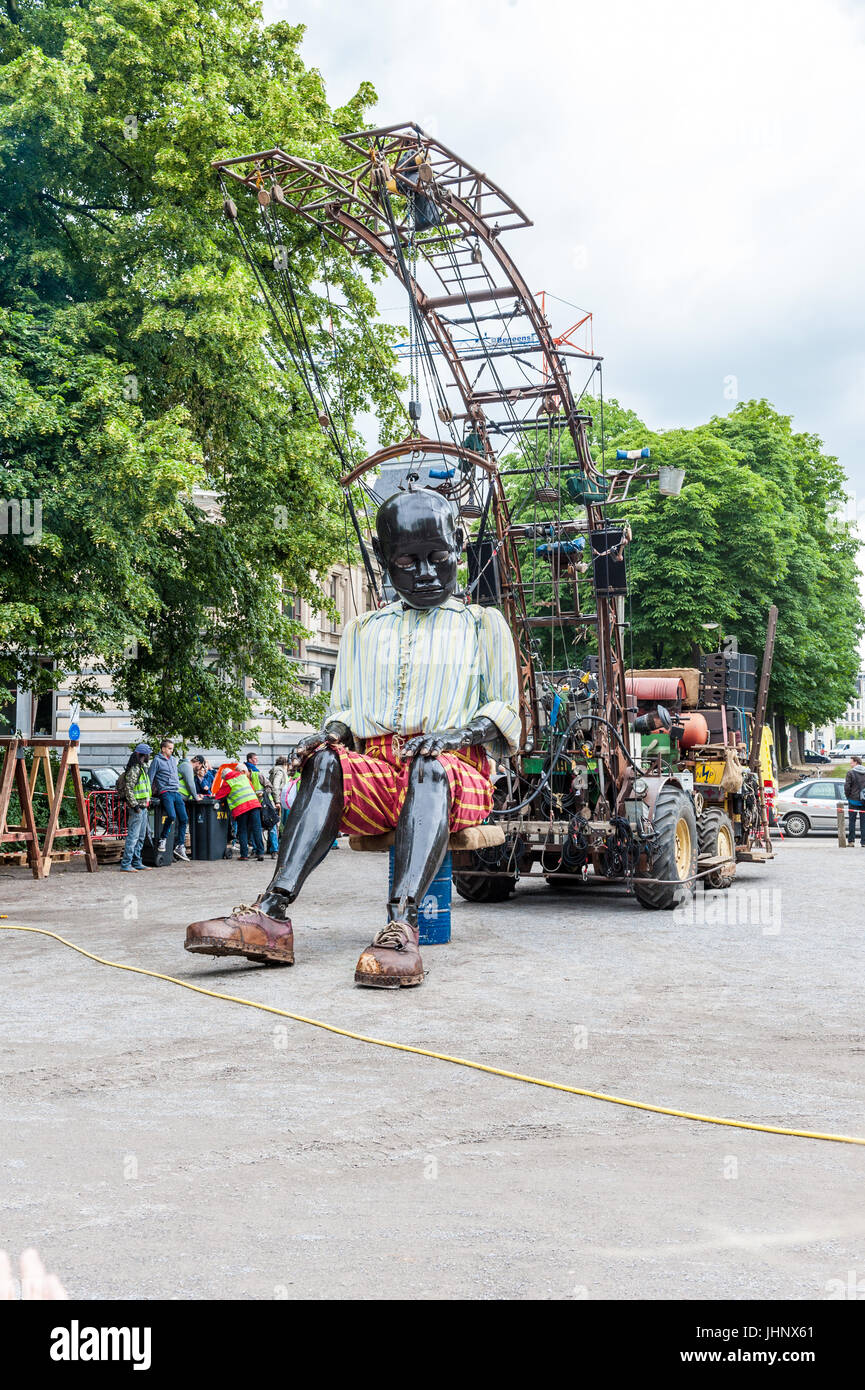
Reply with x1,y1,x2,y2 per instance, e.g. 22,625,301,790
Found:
678,711,710,749
625,676,686,703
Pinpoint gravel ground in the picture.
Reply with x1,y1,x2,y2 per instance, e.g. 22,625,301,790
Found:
1,832,863,1301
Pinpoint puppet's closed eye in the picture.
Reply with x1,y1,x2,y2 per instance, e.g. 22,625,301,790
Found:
391,549,451,570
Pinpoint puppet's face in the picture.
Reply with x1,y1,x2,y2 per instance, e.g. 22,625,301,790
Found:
374,491,462,610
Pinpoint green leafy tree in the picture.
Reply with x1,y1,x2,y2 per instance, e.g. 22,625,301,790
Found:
711,401,862,738
499,395,863,745
0,0,399,747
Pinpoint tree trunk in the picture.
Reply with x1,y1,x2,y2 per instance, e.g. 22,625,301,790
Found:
789,724,805,767
775,710,789,771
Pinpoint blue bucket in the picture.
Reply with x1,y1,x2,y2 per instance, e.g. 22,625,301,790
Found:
388,848,452,944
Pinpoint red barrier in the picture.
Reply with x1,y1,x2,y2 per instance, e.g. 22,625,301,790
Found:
85,789,128,839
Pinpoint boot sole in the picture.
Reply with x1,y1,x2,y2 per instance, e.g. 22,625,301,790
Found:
185,935,294,966
354,971,424,988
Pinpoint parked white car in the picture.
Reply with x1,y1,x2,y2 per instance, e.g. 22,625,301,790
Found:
776,778,847,837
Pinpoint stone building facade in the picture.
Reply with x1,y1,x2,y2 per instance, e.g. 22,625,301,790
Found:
6,563,374,769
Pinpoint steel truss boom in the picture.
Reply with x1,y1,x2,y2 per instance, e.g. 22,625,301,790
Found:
213,122,630,780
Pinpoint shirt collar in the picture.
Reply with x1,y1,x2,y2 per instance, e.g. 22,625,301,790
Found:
397,594,465,614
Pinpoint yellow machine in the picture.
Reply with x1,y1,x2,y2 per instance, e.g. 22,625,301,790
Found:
629,609,778,890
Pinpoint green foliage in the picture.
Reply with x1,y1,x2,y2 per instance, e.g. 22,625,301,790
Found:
499,396,863,729
0,0,398,744
709,401,862,728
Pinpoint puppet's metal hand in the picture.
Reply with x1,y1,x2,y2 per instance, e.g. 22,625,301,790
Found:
402,717,497,760
289,721,349,772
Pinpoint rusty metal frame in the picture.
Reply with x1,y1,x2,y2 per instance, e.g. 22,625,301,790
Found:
213,123,631,778
339,435,496,487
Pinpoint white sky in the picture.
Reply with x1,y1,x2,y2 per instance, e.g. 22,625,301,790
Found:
264,0,865,504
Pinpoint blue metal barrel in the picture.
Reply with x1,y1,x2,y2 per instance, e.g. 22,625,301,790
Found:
388,848,452,944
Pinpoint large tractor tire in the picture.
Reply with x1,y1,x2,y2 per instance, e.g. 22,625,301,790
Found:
698,807,737,889
453,853,516,903
634,783,698,910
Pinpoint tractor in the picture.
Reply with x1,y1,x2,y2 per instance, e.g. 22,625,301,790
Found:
213,122,778,910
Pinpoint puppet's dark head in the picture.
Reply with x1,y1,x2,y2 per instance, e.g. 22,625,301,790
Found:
373,489,463,609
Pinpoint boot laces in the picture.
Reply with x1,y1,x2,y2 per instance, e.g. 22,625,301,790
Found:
372,920,412,950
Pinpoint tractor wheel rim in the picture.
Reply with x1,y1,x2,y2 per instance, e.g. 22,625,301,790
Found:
718,824,734,862
674,816,692,878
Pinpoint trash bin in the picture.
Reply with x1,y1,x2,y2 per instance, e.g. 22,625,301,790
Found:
388,847,452,944
189,798,230,861
141,812,175,867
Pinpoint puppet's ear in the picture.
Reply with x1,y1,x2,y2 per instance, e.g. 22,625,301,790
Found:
454,526,464,554
372,535,384,568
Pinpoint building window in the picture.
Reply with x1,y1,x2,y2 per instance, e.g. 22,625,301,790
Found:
284,593,302,657
33,689,55,737
319,666,335,694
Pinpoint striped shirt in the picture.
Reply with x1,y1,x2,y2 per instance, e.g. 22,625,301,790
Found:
327,596,521,756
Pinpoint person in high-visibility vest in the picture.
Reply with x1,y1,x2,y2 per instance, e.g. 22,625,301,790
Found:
245,751,264,795
213,762,265,861
176,752,200,803
119,744,153,872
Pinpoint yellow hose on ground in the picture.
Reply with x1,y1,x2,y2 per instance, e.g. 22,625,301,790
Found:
3,923,864,1147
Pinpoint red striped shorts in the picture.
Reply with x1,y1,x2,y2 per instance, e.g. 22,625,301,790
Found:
332,734,493,837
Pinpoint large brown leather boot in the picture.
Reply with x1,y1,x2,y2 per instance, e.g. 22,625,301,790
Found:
354,919,424,989
185,902,294,965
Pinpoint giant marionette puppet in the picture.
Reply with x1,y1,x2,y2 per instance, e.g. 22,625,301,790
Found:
185,487,520,987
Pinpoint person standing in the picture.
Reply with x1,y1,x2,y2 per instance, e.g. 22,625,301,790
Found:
244,752,276,852
268,755,288,807
245,752,264,794
211,759,240,849
191,755,215,795
177,750,201,804
281,768,300,833
845,755,865,846
118,744,153,872
148,737,190,861
214,761,265,861
265,757,288,856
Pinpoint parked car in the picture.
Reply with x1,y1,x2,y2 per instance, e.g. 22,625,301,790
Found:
80,766,121,794
776,778,847,837
803,749,832,765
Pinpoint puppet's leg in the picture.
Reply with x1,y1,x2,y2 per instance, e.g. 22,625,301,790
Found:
258,748,344,916
185,748,343,964
354,756,450,989
388,755,451,925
